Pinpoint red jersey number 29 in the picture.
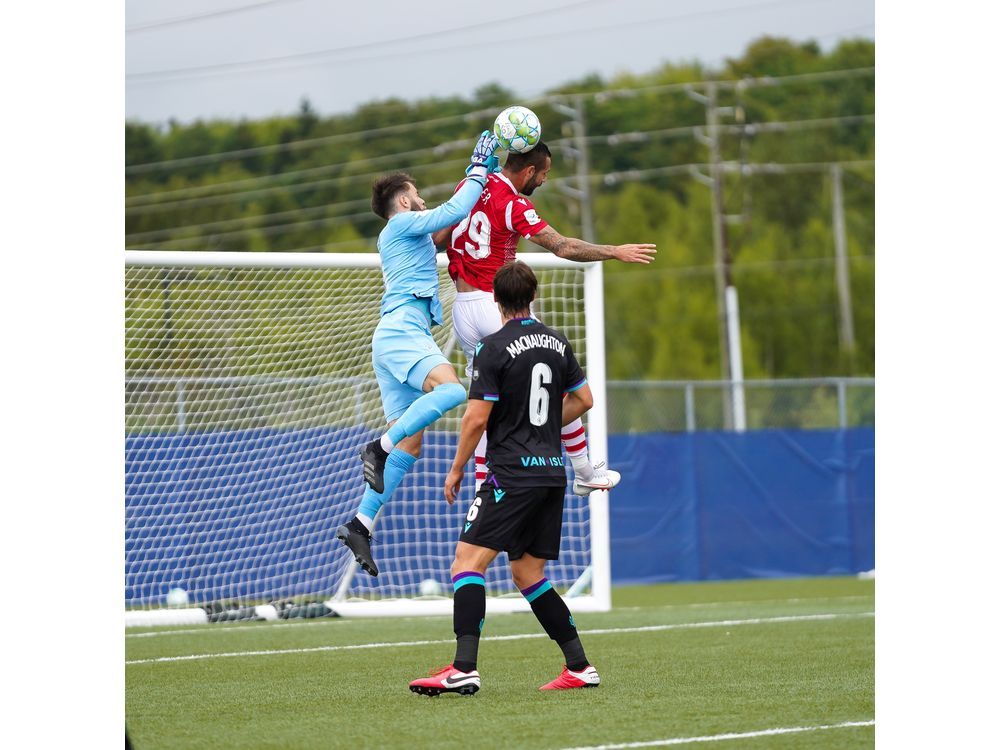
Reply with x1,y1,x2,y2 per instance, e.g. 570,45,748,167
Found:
451,210,492,259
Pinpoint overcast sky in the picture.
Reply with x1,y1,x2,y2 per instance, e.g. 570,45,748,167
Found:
125,0,874,124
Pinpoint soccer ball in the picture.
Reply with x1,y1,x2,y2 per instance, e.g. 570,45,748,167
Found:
419,579,443,596
494,106,542,153
166,587,189,606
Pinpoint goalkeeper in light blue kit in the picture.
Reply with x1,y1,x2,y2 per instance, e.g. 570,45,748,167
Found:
336,131,501,577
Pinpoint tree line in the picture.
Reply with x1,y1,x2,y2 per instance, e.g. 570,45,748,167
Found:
126,36,875,382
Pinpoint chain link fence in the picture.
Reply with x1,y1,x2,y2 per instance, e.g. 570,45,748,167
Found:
128,376,873,434
606,378,874,433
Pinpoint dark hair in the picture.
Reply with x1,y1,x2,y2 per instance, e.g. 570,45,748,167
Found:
371,172,415,220
504,141,551,174
493,261,537,317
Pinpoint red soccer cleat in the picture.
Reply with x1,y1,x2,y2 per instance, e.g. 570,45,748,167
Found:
409,664,480,697
539,664,601,690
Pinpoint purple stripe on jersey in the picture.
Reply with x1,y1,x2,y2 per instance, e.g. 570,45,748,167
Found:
565,378,587,393
520,578,549,597
484,393,499,401
452,571,485,584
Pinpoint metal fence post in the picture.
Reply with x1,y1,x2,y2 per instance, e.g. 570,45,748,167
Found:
685,384,696,432
837,379,848,429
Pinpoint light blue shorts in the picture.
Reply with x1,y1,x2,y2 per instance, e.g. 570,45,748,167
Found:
372,302,450,423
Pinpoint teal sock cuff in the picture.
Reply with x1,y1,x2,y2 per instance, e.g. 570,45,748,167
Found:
522,579,553,603
453,572,486,591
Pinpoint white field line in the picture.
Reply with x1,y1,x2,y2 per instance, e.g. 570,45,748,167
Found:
614,594,873,612
559,719,875,749
126,595,872,639
126,611,873,666
126,618,363,639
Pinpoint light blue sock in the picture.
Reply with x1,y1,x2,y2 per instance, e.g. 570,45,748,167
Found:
386,382,466,444
357,449,417,520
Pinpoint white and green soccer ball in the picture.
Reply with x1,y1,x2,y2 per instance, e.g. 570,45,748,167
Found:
493,106,542,153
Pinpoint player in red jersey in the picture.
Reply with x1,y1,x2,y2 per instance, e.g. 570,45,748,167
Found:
433,141,656,494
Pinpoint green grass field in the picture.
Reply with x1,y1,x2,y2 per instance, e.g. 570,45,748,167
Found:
125,577,874,750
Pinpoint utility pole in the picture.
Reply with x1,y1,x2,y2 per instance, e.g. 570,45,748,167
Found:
552,95,610,603
572,94,596,244
830,164,856,362
552,95,596,243
689,82,743,430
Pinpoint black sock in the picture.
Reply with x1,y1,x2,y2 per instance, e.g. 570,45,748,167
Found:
452,572,486,672
522,578,589,672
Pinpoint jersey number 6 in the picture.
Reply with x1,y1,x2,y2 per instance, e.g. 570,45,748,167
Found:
529,362,553,426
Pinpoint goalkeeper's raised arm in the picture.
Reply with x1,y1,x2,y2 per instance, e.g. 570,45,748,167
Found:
379,131,500,236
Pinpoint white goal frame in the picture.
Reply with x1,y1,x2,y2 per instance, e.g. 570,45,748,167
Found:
124,250,611,622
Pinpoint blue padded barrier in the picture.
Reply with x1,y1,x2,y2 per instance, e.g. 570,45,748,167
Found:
125,427,874,603
607,429,874,583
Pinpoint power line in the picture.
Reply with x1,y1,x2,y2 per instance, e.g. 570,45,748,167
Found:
126,210,378,250
602,253,876,281
585,66,874,103
126,158,872,247
126,234,377,254
125,139,472,205
598,159,873,187
125,178,476,244
126,113,872,219
126,0,306,34
125,180,462,242
125,108,496,175
126,200,369,243
126,111,874,236
124,158,468,216
815,23,875,41
125,66,873,175
126,0,845,85
127,0,612,80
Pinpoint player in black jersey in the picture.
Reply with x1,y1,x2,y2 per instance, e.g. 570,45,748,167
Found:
408,261,602,696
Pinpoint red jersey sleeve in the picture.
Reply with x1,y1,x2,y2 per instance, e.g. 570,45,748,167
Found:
507,197,548,238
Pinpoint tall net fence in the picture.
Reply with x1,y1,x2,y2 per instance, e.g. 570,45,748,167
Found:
125,254,594,611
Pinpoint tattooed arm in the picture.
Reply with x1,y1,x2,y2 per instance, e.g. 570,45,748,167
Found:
526,226,656,264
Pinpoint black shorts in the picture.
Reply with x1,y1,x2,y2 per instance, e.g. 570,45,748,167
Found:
459,483,565,560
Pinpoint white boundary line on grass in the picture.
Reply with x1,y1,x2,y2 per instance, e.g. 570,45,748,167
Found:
126,611,873,666
558,719,875,749
614,594,874,612
126,595,874,639
125,618,364,639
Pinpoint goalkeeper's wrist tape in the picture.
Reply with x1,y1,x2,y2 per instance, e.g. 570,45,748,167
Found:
466,164,489,185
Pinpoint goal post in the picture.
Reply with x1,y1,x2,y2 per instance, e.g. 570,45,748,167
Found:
124,250,611,625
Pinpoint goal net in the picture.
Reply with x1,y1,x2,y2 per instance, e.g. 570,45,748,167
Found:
125,251,610,625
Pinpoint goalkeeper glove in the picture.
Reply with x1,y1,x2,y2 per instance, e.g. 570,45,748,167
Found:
466,131,499,185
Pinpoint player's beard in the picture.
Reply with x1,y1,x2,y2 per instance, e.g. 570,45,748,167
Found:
522,178,541,196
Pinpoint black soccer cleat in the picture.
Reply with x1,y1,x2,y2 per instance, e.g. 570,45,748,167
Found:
336,518,379,577
360,439,390,494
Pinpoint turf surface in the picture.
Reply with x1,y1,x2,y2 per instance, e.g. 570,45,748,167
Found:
125,577,874,749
